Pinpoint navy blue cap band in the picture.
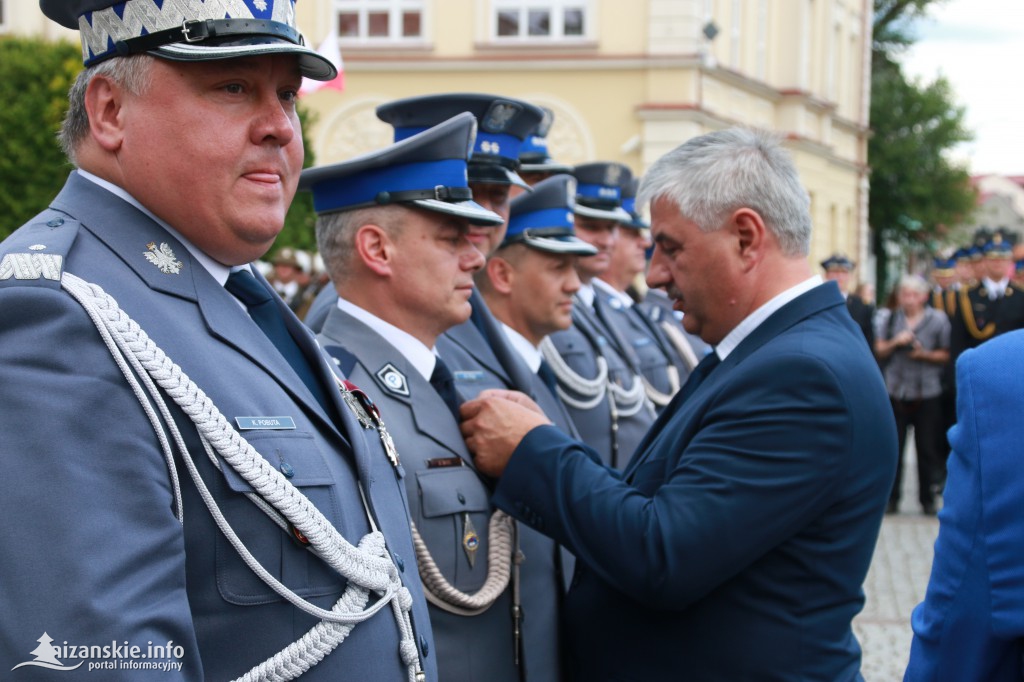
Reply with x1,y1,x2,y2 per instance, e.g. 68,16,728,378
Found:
308,158,467,214
577,182,621,203
507,207,576,235
394,126,522,165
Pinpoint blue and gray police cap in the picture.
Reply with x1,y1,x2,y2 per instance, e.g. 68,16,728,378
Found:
820,253,855,272
932,257,956,275
376,93,545,190
502,175,598,256
983,240,1013,259
518,107,573,175
619,177,650,230
298,112,503,226
43,0,336,80
570,162,633,222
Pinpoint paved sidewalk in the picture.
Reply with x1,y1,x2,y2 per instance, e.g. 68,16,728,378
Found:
854,443,940,681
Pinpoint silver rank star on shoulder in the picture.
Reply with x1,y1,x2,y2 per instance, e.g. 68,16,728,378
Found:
144,242,183,275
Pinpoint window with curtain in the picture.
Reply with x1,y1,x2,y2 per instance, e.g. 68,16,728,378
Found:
336,0,424,43
493,1,589,41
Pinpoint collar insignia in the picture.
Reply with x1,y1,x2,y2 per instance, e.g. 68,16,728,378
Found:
144,242,183,275
375,363,410,397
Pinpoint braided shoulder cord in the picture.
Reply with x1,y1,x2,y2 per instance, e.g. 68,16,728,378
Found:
410,513,515,616
539,336,608,410
61,273,424,682
958,287,996,341
641,365,680,407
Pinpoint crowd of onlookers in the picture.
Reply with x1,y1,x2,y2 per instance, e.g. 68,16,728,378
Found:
817,234,1024,516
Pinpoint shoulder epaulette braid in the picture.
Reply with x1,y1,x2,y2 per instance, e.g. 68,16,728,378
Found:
0,212,79,290
959,287,996,341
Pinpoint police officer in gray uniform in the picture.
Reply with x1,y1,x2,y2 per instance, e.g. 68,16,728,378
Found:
478,174,596,439
374,93,545,403
543,163,656,468
302,113,564,682
477,174,599,592
593,176,689,411
0,2,433,680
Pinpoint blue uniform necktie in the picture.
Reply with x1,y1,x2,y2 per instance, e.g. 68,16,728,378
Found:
430,356,462,422
537,358,560,398
225,269,329,411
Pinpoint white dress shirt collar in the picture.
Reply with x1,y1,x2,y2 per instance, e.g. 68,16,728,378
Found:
715,276,824,360
594,277,635,307
336,296,437,381
501,323,542,373
576,283,596,308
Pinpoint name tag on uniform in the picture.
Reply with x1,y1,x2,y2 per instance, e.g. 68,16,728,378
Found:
453,370,484,382
235,416,296,430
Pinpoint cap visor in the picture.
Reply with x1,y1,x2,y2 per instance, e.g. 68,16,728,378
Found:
519,161,574,174
469,164,533,191
621,217,651,230
410,199,504,226
153,41,337,80
522,234,598,255
573,204,632,222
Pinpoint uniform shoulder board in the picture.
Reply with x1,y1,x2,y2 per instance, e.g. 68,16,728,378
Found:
0,210,81,290
322,343,360,378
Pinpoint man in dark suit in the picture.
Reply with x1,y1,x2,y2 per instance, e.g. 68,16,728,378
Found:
460,128,897,681
0,1,433,680
822,253,876,349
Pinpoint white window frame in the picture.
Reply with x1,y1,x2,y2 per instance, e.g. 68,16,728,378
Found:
334,0,425,45
491,0,591,42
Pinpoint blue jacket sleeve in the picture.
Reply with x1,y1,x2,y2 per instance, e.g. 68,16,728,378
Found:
492,351,861,610
906,339,1024,682
0,286,202,679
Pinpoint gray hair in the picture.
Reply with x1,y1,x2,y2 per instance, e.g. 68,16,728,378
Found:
59,55,155,165
637,128,812,257
315,206,403,287
898,274,930,295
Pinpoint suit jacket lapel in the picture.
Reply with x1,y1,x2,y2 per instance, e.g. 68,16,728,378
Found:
591,291,643,372
622,283,845,479
467,288,536,395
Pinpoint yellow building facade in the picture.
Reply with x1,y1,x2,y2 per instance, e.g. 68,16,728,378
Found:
10,0,873,275
296,0,873,275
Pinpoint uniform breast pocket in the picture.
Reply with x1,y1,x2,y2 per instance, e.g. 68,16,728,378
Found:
416,466,492,591
214,431,349,606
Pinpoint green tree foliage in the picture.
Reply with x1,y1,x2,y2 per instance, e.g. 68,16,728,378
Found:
869,0,977,293
0,36,320,255
276,103,320,253
0,37,81,240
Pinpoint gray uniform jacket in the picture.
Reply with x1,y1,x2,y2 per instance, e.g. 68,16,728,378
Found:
592,286,688,408
639,288,711,370
318,307,563,682
545,300,657,469
438,289,537,400
0,173,436,681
